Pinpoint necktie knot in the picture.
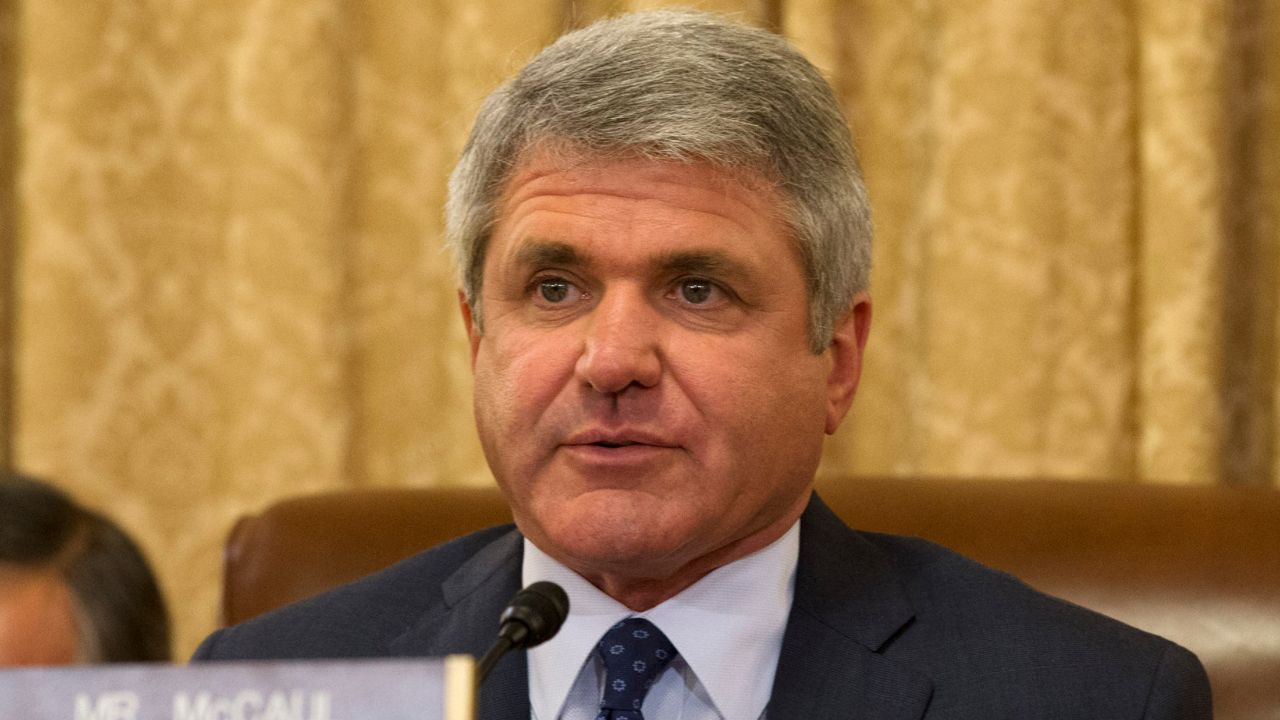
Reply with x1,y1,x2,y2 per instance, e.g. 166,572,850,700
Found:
594,618,678,720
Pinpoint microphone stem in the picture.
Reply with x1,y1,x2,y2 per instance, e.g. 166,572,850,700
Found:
476,634,515,684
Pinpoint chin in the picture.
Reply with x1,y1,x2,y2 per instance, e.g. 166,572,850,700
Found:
559,540,690,582
535,505,697,576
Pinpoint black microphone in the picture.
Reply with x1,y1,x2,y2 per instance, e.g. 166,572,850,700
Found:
476,581,570,683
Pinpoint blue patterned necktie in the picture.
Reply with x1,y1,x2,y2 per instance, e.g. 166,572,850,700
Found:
595,618,679,720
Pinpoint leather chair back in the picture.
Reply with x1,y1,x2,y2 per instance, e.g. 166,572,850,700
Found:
222,477,1280,719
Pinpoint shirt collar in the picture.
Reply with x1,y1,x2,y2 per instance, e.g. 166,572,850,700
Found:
524,522,799,720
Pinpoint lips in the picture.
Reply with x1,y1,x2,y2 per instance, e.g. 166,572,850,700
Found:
562,428,680,450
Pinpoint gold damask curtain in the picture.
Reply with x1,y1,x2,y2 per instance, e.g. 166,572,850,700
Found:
1,0,1276,657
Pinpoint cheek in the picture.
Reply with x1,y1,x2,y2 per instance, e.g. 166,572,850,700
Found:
674,346,830,483
478,329,565,397
678,341,828,431
473,331,579,452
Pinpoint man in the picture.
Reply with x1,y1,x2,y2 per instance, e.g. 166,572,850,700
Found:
0,474,171,664
195,10,1211,719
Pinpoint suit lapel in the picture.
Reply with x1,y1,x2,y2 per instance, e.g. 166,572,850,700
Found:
379,496,933,720
386,529,531,720
769,495,933,720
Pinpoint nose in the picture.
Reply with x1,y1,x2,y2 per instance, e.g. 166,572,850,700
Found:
574,287,662,394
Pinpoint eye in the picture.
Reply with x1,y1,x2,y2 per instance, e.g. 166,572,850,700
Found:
539,278,571,303
530,276,585,306
679,279,713,304
674,278,725,306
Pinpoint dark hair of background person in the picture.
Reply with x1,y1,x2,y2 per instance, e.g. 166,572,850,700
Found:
0,473,171,662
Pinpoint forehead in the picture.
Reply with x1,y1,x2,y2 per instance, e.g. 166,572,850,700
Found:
488,150,796,268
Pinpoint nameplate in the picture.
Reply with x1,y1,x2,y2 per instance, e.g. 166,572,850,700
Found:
0,656,474,720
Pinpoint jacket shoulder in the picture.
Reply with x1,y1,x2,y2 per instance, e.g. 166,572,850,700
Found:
192,524,518,661
861,531,1211,717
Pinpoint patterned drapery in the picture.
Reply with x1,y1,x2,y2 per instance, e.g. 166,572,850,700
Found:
1,0,1276,658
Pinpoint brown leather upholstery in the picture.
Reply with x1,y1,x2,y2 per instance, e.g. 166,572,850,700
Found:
222,477,1280,718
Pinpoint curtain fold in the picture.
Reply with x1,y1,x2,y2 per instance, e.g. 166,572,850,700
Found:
808,0,1148,480
0,0,15,470
3,0,1276,658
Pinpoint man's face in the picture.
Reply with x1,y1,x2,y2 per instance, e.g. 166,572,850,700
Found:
464,151,869,590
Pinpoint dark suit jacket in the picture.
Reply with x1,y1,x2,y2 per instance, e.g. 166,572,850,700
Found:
194,495,1212,719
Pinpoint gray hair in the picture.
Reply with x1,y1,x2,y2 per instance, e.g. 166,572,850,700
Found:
446,9,872,351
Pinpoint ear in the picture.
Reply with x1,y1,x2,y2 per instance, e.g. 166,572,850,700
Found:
824,292,872,434
459,290,481,368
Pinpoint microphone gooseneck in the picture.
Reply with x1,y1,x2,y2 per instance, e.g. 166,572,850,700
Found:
476,581,570,684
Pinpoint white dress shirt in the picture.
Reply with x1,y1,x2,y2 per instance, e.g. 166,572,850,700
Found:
524,522,799,720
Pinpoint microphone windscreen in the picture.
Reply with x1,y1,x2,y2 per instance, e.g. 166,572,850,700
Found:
499,581,569,648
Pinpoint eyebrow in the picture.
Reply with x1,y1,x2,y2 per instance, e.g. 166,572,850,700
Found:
652,249,748,278
511,240,753,280
513,240,584,268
